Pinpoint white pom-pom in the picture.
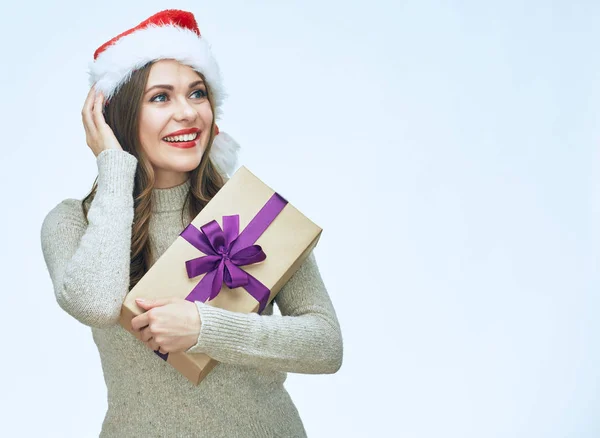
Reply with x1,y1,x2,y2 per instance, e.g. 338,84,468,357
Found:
209,132,240,178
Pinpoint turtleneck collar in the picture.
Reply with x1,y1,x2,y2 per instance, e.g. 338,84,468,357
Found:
151,178,191,213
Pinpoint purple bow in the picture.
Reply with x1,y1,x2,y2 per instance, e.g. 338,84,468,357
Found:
180,216,268,303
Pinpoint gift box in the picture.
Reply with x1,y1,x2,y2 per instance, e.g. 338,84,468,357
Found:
118,165,322,385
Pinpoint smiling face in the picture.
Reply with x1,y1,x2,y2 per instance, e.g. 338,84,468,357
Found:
138,59,214,188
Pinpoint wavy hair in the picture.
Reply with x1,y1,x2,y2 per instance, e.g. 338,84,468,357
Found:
81,61,225,291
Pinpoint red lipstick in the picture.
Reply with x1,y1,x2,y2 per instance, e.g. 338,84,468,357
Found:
162,127,201,149
164,127,200,137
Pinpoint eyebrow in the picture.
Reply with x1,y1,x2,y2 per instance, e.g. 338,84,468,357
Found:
144,80,205,95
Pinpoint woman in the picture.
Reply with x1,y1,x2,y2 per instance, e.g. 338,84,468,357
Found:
40,9,343,438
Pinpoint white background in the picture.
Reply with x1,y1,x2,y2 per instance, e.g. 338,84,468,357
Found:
1,0,598,437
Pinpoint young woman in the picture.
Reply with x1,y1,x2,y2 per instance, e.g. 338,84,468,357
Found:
40,9,343,437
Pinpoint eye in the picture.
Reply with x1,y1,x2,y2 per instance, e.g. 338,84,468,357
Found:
191,89,207,99
150,93,167,103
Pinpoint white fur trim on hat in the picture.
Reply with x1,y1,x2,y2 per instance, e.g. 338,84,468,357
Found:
88,24,226,120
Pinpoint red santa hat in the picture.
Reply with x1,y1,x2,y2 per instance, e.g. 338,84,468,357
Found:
88,9,239,177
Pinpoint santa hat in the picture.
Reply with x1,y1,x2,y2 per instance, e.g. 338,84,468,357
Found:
88,9,239,177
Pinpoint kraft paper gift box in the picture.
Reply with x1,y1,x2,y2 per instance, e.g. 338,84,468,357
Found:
118,165,322,385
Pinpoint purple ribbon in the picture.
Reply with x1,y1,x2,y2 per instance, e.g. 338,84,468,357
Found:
154,192,288,361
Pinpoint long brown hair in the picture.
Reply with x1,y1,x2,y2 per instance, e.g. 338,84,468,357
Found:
81,61,225,291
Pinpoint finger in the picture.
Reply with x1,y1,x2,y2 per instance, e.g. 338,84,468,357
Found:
81,85,96,117
82,86,98,139
92,91,109,132
131,312,150,331
136,298,176,309
158,346,168,354
148,339,160,351
140,326,153,342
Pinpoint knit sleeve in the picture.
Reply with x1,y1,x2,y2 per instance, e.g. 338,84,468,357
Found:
185,251,344,374
40,149,138,328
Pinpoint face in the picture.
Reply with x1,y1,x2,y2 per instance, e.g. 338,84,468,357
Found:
138,59,213,188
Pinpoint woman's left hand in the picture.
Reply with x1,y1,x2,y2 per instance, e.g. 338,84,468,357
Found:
131,297,201,354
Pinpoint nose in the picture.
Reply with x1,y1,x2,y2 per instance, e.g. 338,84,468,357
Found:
173,97,197,122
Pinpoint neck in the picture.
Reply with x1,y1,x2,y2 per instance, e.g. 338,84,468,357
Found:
153,170,191,189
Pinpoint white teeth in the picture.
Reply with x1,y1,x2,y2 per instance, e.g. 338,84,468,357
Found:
163,132,198,142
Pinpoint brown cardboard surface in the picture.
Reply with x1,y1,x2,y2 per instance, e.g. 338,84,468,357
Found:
119,166,322,385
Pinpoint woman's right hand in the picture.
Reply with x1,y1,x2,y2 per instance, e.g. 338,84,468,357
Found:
82,85,124,157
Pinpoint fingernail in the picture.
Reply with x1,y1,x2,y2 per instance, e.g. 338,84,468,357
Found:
136,298,145,303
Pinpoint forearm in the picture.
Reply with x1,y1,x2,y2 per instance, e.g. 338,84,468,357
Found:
188,302,343,374
185,252,343,374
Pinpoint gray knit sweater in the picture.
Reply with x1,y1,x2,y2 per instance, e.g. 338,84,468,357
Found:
40,149,343,437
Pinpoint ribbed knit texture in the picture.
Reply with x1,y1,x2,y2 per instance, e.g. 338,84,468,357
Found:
40,149,343,437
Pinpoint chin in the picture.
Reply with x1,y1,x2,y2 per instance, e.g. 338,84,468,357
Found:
168,154,204,171
166,160,202,173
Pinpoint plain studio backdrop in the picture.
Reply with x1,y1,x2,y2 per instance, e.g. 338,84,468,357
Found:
0,0,598,437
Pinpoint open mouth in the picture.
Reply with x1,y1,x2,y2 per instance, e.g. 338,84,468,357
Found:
161,131,200,149
162,132,199,143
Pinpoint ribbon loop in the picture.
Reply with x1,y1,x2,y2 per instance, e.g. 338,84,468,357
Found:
223,261,250,288
231,245,266,265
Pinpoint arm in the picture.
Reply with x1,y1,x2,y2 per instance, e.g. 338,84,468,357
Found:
185,251,344,374
40,149,138,328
